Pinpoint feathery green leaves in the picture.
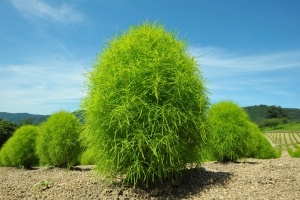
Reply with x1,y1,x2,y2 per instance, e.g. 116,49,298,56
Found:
81,21,210,187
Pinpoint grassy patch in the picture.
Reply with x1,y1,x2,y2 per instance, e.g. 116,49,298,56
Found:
262,123,300,132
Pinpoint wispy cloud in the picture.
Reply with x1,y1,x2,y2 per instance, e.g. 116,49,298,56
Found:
0,58,88,114
189,46,300,107
190,46,300,77
9,0,84,24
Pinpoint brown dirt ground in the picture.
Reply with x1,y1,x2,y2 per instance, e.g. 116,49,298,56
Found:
1,135,300,199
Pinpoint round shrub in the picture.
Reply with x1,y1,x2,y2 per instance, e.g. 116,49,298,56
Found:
81,21,210,186
207,101,253,161
0,144,12,166
80,148,97,165
36,111,82,167
248,122,277,159
0,125,39,167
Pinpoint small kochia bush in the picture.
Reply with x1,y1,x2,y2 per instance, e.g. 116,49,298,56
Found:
36,111,82,167
248,122,277,159
80,148,97,165
0,125,39,167
81,21,210,187
207,101,253,161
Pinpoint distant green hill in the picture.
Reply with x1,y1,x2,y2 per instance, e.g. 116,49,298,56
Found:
0,112,50,124
1,106,299,125
243,105,300,123
0,110,85,125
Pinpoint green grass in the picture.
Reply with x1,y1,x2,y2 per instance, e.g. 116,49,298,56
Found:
288,133,300,149
276,133,282,158
283,133,295,157
261,122,300,132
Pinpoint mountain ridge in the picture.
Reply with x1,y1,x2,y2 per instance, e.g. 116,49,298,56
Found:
1,105,300,124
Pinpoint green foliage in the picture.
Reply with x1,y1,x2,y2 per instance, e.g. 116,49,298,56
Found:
259,118,283,129
243,105,300,123
261,122,300,132
19,118,33,126
81,21,210,187
276,144,282,158
283,133,295,157
276,133,283,158
243,104,269,123
0,119,18,148
34,179,52,191
80,148,97,165
207,101,254,161
266,118,282,129
267,105,288,119
36,111,82,168
0,125,39,167
294,148,300,158
248,122,277,159
289,133,300,149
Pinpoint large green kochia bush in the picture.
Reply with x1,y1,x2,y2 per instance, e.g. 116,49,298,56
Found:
81,21,210,186
0,125,39,167
207,101,253,161
36,111,82,167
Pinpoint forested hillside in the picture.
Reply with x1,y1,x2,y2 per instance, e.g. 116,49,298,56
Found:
1,106,299,125
0,110,84,125
243,105,300,123
0,112,49,124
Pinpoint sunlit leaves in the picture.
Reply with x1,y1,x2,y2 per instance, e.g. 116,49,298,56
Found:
0,125,39,167
36,111,82,168
81,21,210,187
207,101,253,161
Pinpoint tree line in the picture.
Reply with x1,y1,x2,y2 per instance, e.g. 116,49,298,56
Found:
243,105,300,123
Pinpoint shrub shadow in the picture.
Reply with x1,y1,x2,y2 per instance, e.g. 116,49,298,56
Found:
116,167,231,199
215,160,259,165
17,166,39,170
69,166,93,171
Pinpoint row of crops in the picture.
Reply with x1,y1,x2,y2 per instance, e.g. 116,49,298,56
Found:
265,131,300,158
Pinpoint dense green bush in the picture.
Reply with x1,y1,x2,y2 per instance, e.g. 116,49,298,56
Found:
207,101,253,161
248,122,277,159
80,148,97,165
81,21,210,186
259,118,282,129
0,119,18,148
36,111,82,167
0,125,39,167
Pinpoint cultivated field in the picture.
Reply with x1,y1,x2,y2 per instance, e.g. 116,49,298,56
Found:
265,130,300,158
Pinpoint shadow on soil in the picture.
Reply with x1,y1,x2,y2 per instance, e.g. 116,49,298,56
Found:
109,167,231,199
216,160,259,165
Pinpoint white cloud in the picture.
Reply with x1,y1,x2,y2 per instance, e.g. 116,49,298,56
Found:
189,46,300,77
0,58,88,114
188,46,300,107
10,0,84,24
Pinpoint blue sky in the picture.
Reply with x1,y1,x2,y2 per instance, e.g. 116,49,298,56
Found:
0,0,299,115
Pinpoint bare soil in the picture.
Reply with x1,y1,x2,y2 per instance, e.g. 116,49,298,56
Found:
1,143,300,199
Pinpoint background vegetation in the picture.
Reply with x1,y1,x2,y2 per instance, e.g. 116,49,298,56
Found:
0,119,17,148
36,111,82,168
243,105,300,123
207,101,255,161
0,125,39,167
0,112,49,124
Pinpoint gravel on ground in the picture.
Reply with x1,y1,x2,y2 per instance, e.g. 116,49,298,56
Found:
1,135,300,199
